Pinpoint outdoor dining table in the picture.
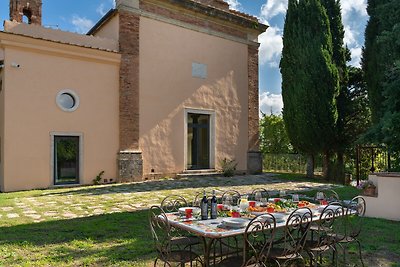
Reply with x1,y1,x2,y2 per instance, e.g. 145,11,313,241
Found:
165,206,336,267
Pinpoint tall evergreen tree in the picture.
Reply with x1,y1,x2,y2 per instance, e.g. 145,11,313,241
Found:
280,0,339,178
321,0,349,181
363,0,400,155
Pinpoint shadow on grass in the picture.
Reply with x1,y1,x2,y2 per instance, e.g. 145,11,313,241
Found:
41,173,337,197
0,210,156,265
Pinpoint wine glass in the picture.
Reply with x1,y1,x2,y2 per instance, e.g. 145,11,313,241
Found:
223,195,233,210
255,191,262,202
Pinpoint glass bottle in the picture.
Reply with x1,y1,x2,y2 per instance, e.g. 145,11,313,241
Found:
201,190,208,220
210,190,217,219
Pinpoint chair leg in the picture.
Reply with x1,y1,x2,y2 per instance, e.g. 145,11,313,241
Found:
356,240,365,267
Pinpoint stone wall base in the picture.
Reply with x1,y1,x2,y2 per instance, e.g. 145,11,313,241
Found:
247,151,262,174
118,151,143,182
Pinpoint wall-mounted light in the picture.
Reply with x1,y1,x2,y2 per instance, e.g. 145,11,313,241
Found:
0,60,4,69
11,62,21,68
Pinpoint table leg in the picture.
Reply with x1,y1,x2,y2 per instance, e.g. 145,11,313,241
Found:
201,237,216,267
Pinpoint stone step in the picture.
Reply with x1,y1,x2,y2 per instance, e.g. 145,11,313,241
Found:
176,169,220,178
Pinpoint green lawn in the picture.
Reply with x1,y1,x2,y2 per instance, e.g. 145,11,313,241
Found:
0,173,399,266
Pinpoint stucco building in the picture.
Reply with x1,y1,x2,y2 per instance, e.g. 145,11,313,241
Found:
0,0,267,192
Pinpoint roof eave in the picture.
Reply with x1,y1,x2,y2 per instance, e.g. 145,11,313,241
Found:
87,9,118,36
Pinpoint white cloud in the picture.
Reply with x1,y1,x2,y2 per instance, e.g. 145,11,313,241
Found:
224,0,241,11
259,26,283,67
260,92,283,115
349,46,362,67
344,25,357,46
341,0,368,20
96,3,107,16
260,0,288,21
71,15,94,34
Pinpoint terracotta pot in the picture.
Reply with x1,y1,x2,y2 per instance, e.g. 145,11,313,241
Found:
364,186,376,197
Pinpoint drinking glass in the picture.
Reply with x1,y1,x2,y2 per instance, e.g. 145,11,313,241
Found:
223,195,233,210
292,194,299,202
255,191,262,202
279,190,286,198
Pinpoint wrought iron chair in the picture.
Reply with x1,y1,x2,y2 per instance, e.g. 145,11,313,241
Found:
161,195,189,213
148,206,203,266
209,190,242,263
338,196,366,266
218,213,277,267
268,207,313,266
160,195,200,249
249,188,270,202
314,190,340,204
305,203,345,267
221,190,241,206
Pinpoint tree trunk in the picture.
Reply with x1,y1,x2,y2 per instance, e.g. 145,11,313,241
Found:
336,152,345,184
306,154,314,178
323,151,330,180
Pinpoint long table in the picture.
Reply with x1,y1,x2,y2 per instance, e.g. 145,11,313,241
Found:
166,208,326,266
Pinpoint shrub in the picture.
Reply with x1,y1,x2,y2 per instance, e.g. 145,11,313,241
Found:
220,158,237,177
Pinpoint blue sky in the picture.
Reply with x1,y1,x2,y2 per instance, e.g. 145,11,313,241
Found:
0,0,369,114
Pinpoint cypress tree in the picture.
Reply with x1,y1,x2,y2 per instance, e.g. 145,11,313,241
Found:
280,0,339,178
321,0,350,181
363,0,400,155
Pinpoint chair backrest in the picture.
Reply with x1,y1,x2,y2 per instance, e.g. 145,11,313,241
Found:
282,207,313,256
161,195,188,213
345,196,366,239
148,205,171,259
249,188,270,202
221,190,241,206
243,213,276,266
316,202,346,245
327,190,340,202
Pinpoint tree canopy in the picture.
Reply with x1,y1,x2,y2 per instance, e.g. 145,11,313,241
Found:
363,0,400,152
280,0,339,176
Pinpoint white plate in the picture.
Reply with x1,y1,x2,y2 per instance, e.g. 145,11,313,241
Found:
178,207,200,215
222,218,249,228
317,205,342,212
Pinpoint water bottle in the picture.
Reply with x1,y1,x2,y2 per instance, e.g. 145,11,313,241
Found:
201,190,208,220
210,190,217,219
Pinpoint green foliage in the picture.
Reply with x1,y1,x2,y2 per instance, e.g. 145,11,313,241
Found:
363,0,400,153
56,139,78,162
219,158,237,177
93,171,105,185
260,113,293,154
280,0,340,177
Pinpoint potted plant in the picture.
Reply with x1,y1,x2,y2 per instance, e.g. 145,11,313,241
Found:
360,180,377,196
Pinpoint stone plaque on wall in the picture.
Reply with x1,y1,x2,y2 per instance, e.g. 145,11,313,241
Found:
192,62,207,79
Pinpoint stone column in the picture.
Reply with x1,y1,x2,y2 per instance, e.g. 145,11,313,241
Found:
247,44,262,174
117,0,143,182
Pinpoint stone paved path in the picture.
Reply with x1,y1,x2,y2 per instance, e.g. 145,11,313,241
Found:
0,173,338,225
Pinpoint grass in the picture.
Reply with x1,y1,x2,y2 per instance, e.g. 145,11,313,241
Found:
0,173,399,266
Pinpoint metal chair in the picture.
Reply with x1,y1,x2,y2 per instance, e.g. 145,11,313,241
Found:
268,207,313,266
249,188,270,202
218,213,277,267
338,196,366,266
221,190,241,206
148,206,203,266
305,203,345,266
160,195,200,249
161,195,189,213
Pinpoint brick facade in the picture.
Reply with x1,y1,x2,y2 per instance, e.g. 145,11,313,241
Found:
247,44,262,173
9,0,42,25
140,1,247,40
118,9,143,181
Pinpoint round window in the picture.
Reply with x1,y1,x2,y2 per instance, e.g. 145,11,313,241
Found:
56,90,79,112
